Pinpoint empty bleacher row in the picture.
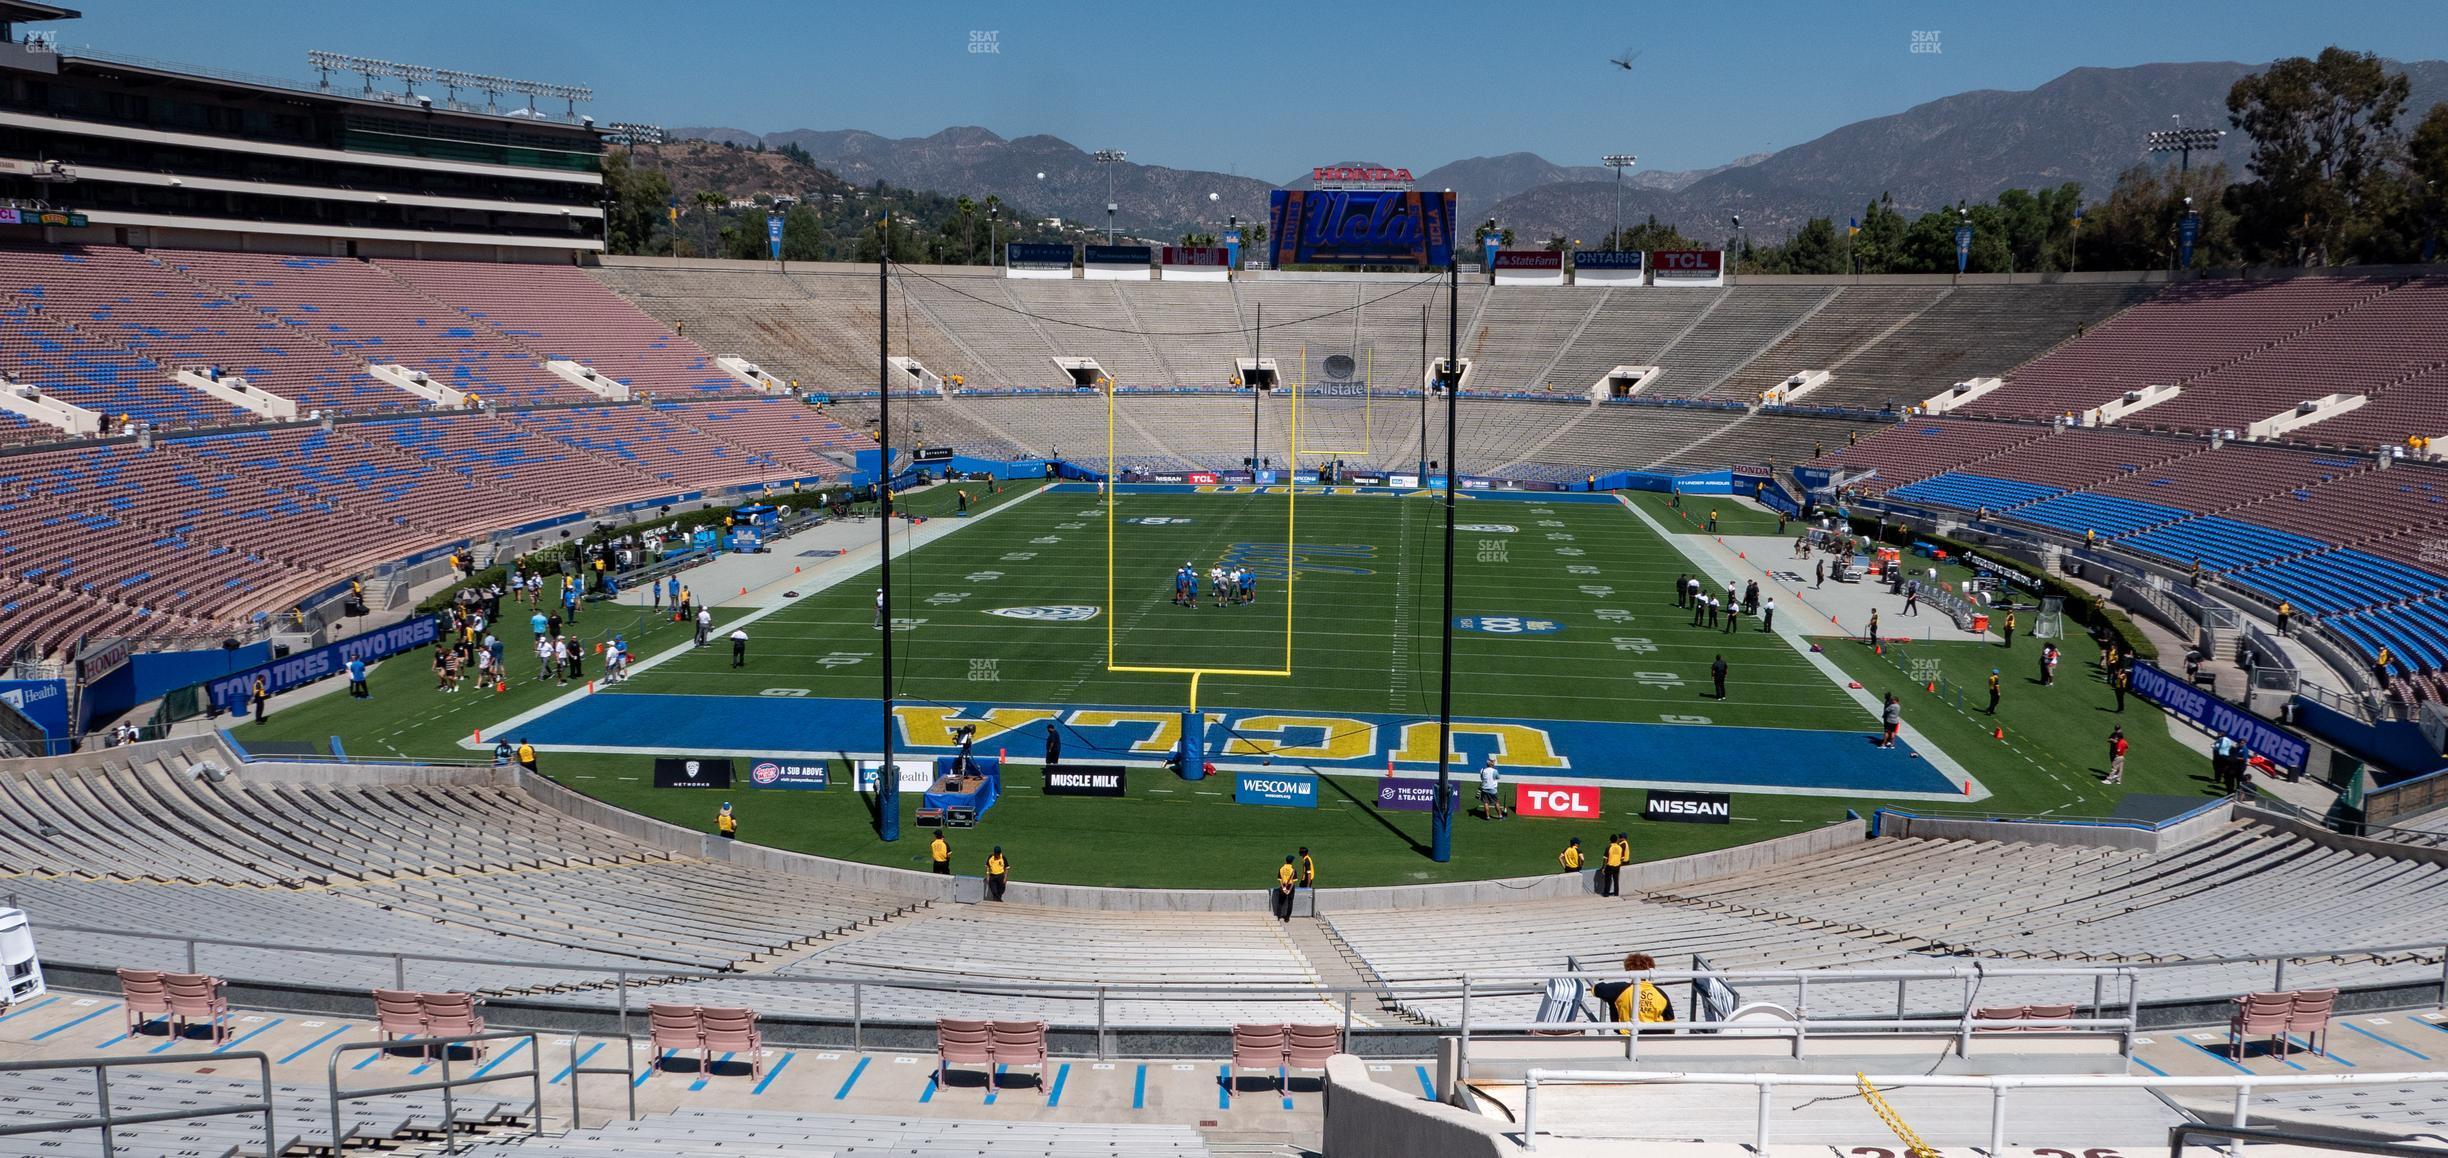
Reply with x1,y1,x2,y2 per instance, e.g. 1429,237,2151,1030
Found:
464,1109,1215,1158
591,267,2149,408
1811,418,2448,696
0,399,868,659
0,743,926,986
0,1057,541,1156
1325,823,2448,1026
1962,274,2448,448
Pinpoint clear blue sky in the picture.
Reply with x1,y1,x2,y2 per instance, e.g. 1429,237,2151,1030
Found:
64,1,2448,180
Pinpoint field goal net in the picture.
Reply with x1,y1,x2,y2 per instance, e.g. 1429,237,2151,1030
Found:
1293,344,1373,461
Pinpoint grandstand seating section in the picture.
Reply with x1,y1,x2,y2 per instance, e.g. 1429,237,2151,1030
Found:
378,259,744,398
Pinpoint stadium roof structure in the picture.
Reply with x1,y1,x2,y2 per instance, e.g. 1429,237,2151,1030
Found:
0,2,80,25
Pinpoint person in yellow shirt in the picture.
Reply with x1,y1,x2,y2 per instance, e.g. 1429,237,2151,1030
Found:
929,830,950,875
985,846,1008,902
715,802,737,839
1559,838,1584,874
1600,833,1628,897
1591,952,1673,1034
515,740,537,773
1272,856,1297,922
1297,847,1315,889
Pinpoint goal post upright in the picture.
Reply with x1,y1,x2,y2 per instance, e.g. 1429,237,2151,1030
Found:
1102,371,1298,780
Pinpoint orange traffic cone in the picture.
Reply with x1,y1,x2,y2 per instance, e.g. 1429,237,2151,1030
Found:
1993,726,2006,741
739,586,747,596
473,728,482,744
1926,680,1937,694
496,679,508,694
1962,779,1972,795
587,680,595,694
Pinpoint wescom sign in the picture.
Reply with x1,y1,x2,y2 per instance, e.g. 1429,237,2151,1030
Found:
1514,784,1602,819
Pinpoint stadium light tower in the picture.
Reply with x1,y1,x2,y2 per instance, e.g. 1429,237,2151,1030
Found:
1601,154,1637,245
1092,149,1127,244
2146,117,2225,173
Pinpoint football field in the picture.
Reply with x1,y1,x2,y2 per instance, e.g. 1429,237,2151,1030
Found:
513,483,1964,797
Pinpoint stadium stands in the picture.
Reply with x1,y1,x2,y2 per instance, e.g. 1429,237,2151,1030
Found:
380,259,744,398
0,244,395,415
1825,283,2160,408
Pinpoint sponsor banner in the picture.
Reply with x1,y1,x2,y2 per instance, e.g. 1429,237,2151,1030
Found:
855,759,937,792
1185,471,1220,485
748,759,830,790
1161,245,1230,281
0,678,69,744
1125,516,1194,525
913,446,955,463
1268,189,1457,268
1573,250,1646,270
2128,660,2309,773
1148,473,1186,484
1376,779,1444,811
1042,763,1128,797
75,635,136,684
1083,244,1154,281
0,208,86,227
1160,246,1230,267
208,616,440,712
1311,165,1414,188
1235,771,1319,808
1650,249,1725,286
1006,242,1073,279
985,605,1101,622
1515,783,1602,819
1644,788,1731,823
1455,523,1516,533
1492,249,1564,269
1388,473,1420,487
1493,248,1566,286
1344,471,1386,485
653,756,734,789
1454,615,1562,634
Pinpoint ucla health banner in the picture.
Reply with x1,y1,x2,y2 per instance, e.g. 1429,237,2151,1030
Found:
207,616,441,713
0,679,70,752
1269,189,1456,268
2127,660,2309,773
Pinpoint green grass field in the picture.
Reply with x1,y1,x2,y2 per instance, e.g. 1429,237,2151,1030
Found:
244,481,2230,887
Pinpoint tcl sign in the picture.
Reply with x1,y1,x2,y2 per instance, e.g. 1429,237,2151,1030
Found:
1650,249,1725,273
1515,784,1602,819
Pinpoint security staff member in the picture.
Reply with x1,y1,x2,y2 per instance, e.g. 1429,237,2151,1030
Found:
2112,664,2131,712
1559,838,1584,875
1602,833,1629,898
1711,654,1728,700
515,739,538,773
929,830,951,875
716,802,738,839
2003,610,2017,648
1297,847,1316,889
250,675,271,724
985,846,1009,901
1273,856,1297,922
1987,669,2002,714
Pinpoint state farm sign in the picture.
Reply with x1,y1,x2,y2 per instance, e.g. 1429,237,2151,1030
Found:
1514,783,1602,819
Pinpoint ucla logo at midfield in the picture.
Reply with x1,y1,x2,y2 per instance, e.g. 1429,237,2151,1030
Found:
986,606,1101,622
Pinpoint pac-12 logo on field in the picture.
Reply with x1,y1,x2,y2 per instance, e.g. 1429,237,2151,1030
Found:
986,606,1101,622
1125,516,1194,525
1454,615,1561,634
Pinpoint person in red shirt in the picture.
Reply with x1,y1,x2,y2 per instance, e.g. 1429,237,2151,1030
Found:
2106,727,2128,785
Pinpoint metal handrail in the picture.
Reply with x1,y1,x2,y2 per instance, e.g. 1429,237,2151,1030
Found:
326,1030,542,1156
0,1051,276,1158
2170,1123,2448,1158
564,1032,636,1130
1518,1068,2448,1154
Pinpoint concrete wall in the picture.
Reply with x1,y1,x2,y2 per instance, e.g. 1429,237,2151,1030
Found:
2236,805,2448,867
1323,1054,1518,1158
1883,803,2232,852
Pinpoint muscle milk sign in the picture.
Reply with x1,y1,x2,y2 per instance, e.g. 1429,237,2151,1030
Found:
1514,784,1602,819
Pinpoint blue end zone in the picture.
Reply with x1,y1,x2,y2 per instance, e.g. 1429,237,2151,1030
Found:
512,694,1966,799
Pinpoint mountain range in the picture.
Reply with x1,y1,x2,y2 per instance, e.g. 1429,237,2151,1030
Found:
674,56,2448,245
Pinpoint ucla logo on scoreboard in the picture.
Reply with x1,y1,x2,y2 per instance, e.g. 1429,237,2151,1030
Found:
1454,615,1562,634
986,606,1102,622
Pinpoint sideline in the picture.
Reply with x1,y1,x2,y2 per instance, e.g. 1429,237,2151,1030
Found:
1616,493,1987,800
466,484,1050,748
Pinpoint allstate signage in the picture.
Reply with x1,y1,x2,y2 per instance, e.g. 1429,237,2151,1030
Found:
1234,771,1319,809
